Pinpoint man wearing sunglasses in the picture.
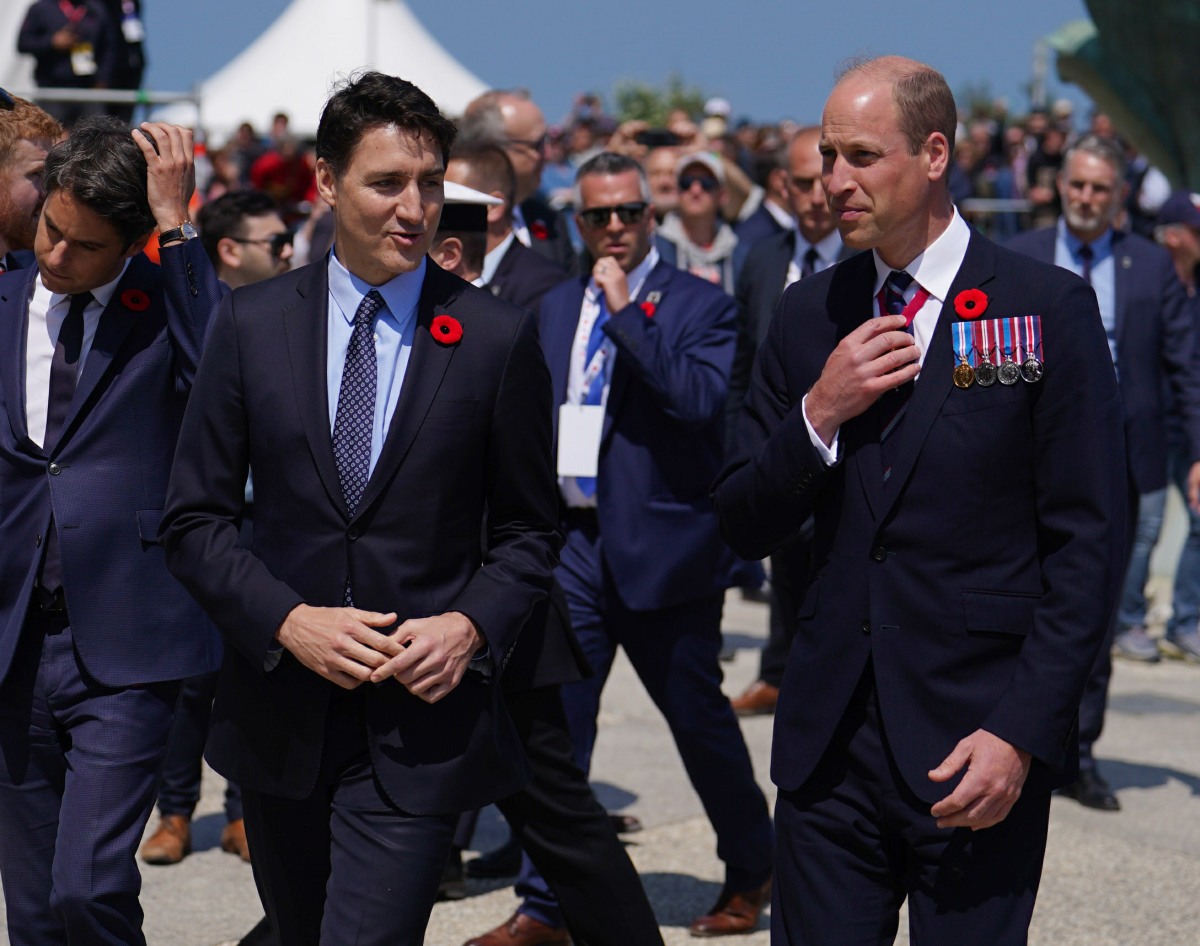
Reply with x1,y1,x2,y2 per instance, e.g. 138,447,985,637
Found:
0,94,62,274
656,151,739,294
198,190,294,289
477,151,773,943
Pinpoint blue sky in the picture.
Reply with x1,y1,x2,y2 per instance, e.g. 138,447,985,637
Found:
143,0,1096,127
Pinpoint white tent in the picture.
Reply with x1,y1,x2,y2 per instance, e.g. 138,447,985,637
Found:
0,4,36,94
156,0,488,143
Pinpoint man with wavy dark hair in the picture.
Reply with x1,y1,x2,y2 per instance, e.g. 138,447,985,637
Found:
161,71,560,945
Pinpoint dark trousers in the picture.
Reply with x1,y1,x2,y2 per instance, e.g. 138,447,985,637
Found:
773,668,1051,946
240,690,456,946
156,670,242,821
0,611,178,946
1078,474,1139,767
760,528,813,687
519,522,773,925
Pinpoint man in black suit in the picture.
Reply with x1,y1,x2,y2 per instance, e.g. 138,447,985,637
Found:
1007,133,1200,811
0,94,61,273
461,90,577,274
445,142,568,311
714,56,1127,945
726,124,849,718
733,141,794,251
161,72,562,946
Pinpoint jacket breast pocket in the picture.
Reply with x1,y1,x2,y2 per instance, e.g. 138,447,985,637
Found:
961,589,1040,638
941,383,1026,416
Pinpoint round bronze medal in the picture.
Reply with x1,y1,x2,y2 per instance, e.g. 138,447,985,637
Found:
998,359,1020,385
953,362,975,389
975,360,997,387
1020,356,1043,383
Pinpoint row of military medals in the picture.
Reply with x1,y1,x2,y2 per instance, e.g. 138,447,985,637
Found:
952,316,1043,389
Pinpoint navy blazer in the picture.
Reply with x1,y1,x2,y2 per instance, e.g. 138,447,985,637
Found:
540,260,737,610
520,194,578,276
487,239,569,314
1006,226,1200,493
714,232,1128,802
161,259,561,815
0,244,222,688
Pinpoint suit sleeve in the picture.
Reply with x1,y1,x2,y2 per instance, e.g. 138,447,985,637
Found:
450,311,562,663
160,293,304,669
1154,255,1200,463
982,277,1129,769
712,287,836,560
603,286,736,429
159,239,224,394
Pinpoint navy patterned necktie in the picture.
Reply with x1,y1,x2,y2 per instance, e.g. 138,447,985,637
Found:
332,290,383,515
879,270,915,480
1079,243,1094,284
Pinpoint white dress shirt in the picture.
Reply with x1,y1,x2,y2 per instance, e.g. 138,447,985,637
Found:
25,261,131,449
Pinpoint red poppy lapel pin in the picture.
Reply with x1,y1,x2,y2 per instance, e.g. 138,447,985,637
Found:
430,312,463,345
120,288,151,312
953,288,988,320
530,220,549,241
640,290,663,318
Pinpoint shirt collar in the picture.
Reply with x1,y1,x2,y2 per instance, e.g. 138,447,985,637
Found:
587,246,661,303
872,207,970,301
481,231,516,287
47,257,131,311
763,198,795,231
327,246,426,326
1057,217,1114,262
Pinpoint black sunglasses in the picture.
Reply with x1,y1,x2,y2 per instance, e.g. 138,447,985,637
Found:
578,202,649,228
230,232,293,257
679,174,720,192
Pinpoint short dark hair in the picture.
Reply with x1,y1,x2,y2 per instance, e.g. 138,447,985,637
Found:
449,142,517,209
42,115,155,248
572,152,650,207
316,71,457,179
196,190,280,265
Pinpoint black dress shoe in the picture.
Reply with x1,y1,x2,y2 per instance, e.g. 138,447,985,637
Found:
466,835,523,879
608,812,643,835
1056,769,1120,811
438,847,467,900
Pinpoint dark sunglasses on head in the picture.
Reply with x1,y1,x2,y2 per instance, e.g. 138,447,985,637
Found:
679,174,720,192
578,202,649,228
230,231,294,257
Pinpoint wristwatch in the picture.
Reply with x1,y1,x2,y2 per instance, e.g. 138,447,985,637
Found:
158,220,197,247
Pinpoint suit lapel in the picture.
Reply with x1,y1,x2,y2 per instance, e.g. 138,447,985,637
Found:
543,278,585,411
1111,230,1130,349
355,265,460,518
876,233,997,523
282,262,347,515
0,267,39,452
604,262,672,443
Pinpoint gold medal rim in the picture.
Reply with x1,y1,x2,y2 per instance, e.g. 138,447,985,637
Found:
952,363,975,389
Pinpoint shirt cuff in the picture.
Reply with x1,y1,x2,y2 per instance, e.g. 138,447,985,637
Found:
802,393,841,466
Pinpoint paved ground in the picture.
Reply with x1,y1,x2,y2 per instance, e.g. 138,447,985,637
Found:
3,587,1199,945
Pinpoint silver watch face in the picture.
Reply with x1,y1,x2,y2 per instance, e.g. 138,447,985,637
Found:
180,221,198,240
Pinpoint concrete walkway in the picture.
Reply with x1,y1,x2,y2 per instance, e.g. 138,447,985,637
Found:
3,589,1198,944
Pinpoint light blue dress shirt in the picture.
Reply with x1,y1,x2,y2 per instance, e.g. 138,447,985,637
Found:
326,251,424,473
1056,220,1117,370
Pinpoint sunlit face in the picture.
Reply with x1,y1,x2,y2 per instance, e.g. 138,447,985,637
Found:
820,75,947,268
0,137,54,252
676,161,722,224
316,124,445,286
785,130,833,244
644,147,679,216
222,212,292,288
575,170,653,272
35,189,147,294
1058,150,1124,244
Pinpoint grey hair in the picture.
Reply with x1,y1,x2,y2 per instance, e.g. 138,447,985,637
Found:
571,152,651,208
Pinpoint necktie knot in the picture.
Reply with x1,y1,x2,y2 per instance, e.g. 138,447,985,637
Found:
884,270,914,316
1078,244,1094,261
355,290,384,326
801,246,820,279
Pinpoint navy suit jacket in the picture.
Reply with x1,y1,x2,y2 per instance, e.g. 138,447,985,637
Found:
714,232,1128,802
520,195,578,276
539,260,737,611
487,239,569,314
1006,226,1200,493
0,244,222,688
161,259,561,815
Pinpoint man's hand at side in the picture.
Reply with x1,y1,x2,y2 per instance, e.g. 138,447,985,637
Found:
275,604,402,690
928,729,1032,830
804,314,919,446
368,611,485,704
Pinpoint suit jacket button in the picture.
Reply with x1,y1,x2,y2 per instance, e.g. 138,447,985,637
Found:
35,533,42,548
861,620,871,635
347,527,360,541
48,462,61,475
871,546,887,562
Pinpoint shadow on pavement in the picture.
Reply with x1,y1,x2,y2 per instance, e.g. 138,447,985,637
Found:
1100,758,1200,795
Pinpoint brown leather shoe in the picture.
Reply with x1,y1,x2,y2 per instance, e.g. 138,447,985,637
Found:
689,879,771,936
463,911,570,946
139,814,191,865
730,680,779,716
220,818,251,862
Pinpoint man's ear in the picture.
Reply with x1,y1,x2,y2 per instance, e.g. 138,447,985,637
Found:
430,236,463,275
486,191,507,226
216,236,241,271
925,132,950,182
315,157,338,209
